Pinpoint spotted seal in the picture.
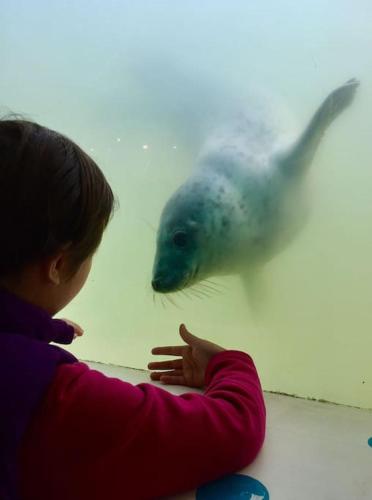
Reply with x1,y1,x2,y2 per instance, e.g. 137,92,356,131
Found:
151,79,359,294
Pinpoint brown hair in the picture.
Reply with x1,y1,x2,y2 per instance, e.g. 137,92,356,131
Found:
0,117,116,278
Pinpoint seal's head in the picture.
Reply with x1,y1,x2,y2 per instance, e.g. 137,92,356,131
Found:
152,180,219,293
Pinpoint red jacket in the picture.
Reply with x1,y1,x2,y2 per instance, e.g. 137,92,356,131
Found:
20,351,266,499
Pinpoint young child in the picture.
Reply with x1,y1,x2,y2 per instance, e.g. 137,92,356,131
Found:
0,118,266,500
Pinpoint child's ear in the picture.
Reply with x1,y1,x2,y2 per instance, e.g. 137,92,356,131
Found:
46,254,63,285
44,245,71,285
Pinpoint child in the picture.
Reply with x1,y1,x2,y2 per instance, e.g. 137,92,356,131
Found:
0,118,266,500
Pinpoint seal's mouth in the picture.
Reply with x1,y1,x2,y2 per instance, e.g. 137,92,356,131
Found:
151,277,173,293
151,266,199,293
151,275,190,293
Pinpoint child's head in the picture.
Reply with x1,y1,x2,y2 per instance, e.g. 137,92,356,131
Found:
0,117,115,314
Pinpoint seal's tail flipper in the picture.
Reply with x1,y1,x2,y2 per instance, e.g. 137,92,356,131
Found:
279,78,359,177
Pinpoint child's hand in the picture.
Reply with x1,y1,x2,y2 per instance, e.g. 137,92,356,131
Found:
61,318,84,339
148,324,225,388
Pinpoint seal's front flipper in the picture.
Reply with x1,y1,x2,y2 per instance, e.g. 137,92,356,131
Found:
241,268,267,317
279,78,359,177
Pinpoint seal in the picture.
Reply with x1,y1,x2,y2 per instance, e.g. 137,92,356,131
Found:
151,79,359,294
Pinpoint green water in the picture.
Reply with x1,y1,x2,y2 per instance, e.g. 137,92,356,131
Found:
1,1,372,408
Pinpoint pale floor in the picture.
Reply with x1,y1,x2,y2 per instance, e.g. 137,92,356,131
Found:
87,361,372,500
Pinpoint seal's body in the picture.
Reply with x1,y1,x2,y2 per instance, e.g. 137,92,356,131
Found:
152,79,359,294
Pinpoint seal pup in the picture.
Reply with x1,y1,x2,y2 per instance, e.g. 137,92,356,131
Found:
151,79,359,296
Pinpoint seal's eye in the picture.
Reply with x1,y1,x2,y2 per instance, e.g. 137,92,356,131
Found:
173,231,188,247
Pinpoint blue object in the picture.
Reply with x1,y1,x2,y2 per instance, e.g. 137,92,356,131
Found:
368,437,372,447
196,473,269,499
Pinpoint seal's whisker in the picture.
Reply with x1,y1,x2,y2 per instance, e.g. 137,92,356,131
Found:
198,283,222,295
141,218,157,233
204,279,228,291
195,281,220,294
181,289,193,301
193,286,212,298
181,290,191,301
199,289,216,299
204,279,223,287
189,291,202,301
166,293,182,310
203,280,222,290
200,288,221,297
186,288,197,298
188,288,204,300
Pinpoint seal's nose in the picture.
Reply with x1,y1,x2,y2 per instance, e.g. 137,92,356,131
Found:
151,278,162,291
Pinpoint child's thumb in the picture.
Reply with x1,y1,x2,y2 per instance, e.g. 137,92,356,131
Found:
179,324,199,346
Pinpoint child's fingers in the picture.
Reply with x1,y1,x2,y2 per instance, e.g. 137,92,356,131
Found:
179,324,200,345
62,318,84,336
159,374,186,385
151,346,184,356
150,369,183,380
148,359,183,370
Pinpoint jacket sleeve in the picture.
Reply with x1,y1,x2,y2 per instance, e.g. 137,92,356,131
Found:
48,319,74,344
20,351,266,500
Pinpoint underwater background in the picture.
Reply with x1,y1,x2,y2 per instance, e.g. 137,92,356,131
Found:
1,0,371,408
